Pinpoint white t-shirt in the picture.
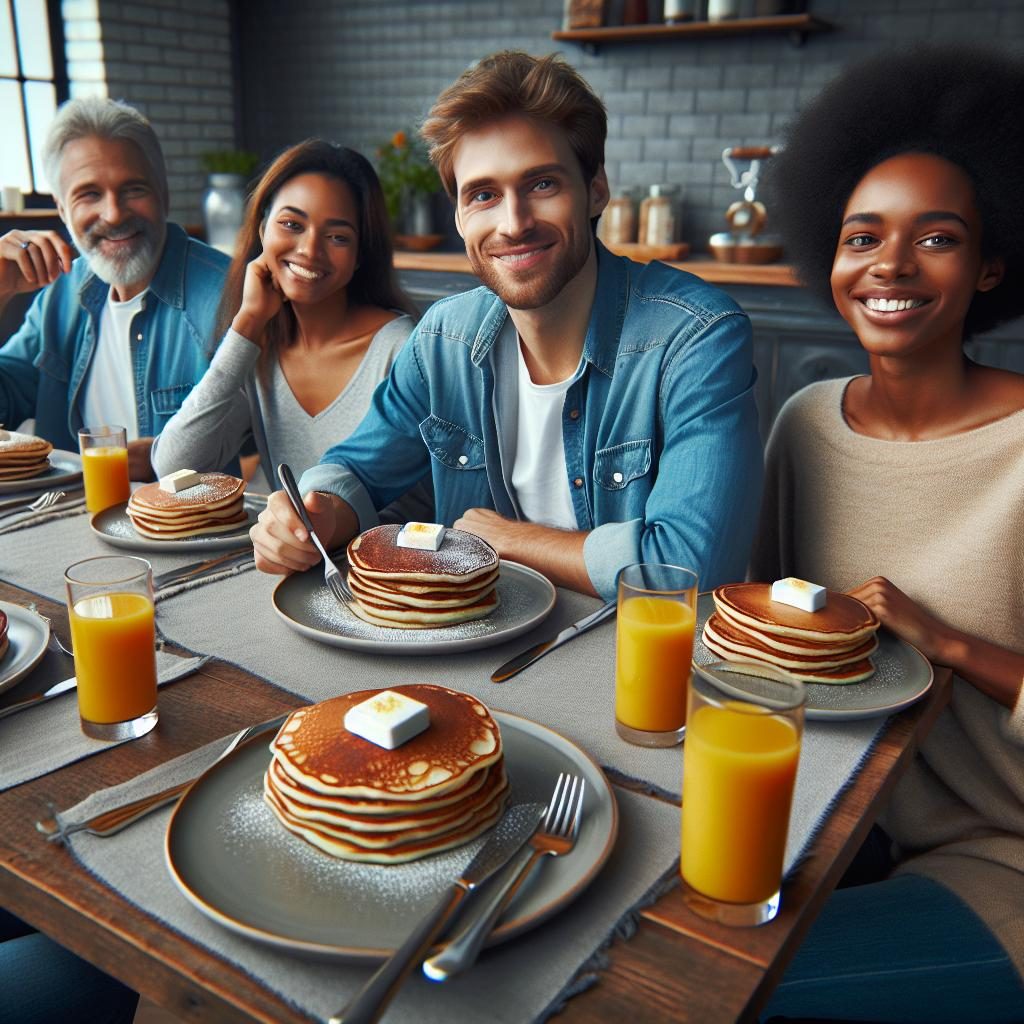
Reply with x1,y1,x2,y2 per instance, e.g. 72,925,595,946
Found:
510,340,584,529
81,289,145,439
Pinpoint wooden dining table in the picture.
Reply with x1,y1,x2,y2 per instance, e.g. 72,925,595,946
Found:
0,575,951,1023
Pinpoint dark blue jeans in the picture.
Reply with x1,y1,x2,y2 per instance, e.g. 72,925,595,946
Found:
763,874,1024,1023
0,910,138,1024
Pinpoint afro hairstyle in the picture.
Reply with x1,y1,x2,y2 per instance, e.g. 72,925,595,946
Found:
764,45,1024,339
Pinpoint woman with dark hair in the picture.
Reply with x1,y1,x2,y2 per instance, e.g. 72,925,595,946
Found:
754,46,1024,1022
152,139,418,486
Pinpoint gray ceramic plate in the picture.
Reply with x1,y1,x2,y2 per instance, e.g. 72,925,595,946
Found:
89,496,261,553
694,593,933,721
165,710,618,960
0,450,82,494
272,559,556,655
0,601,50,696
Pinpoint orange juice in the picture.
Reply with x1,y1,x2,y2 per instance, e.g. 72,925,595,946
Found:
82,446,130,513
681,701,800,904
615,596,695,732
69,592,156,723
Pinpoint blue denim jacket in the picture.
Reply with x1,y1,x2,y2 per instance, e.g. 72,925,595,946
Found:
0,223,229,451
302,242,763,600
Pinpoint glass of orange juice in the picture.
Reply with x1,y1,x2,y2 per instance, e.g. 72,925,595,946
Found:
681,661,805,926
78,425,131,514
615,563,698,747
64,555,158,741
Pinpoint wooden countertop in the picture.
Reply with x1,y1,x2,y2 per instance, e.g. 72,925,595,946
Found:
393,248,800,287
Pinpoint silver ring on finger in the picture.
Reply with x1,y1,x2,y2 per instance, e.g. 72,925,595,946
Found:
20,240,31,250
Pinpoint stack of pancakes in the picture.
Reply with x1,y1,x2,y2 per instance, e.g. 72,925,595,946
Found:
264,684,509,863
703,582,880,684
0,608,8,660
346,525,500,629
126,472,247,539
0,430,52,481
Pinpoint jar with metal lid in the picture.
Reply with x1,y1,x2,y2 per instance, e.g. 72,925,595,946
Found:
601,189,637,246
638,184,676,247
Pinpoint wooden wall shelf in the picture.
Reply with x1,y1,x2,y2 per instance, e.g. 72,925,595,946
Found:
552,13,832,49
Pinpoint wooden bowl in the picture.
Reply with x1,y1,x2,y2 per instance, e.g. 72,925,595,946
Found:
394,233,445,252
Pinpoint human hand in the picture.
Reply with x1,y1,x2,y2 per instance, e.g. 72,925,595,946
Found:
847,576,956,665
0,230,75,303
251,489,340,575
127,438,156,481
453,508,518,556
232,254,283,342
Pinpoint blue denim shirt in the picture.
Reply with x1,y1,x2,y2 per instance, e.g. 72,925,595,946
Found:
302,243,763,600
0,223,229,451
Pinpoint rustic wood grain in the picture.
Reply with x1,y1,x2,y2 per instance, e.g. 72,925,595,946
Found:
0,580,949,1022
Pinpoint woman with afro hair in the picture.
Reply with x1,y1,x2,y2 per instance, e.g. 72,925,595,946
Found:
754,45,1024,1022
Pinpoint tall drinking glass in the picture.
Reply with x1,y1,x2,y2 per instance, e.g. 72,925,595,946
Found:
681,661,805,926
615,563,698,747
65,555,158,741
79,425,130,514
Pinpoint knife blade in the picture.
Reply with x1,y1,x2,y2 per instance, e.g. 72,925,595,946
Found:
0,674,77,721
333,801,545,1024
491,600,617,683
152,548,254,591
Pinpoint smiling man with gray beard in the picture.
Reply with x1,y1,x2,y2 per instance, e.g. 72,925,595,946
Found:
0,96,229,479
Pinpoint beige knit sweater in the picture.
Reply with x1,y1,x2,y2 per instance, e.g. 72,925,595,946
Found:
752,377,1024,978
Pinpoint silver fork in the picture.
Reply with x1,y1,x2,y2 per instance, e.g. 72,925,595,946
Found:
423,772,585,981
0,489,65,522
35,711,290,842
277,462,352,604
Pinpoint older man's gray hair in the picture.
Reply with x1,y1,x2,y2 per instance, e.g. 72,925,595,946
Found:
42,96,169,210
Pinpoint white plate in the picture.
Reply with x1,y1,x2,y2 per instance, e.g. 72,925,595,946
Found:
0,450,82,494
89,498,260,553
272,559,557,655
0,601,50,696
165,709,617,960
694,593,933,721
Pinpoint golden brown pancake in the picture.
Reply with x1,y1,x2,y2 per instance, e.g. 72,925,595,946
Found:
0,430,52,481
346,525,500,628
265,684,508,863
126,472,246,539
704,583,880,684
713,582,879,643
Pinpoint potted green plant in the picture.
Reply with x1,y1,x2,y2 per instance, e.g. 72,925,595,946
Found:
375,131,442,246
199,150,260,254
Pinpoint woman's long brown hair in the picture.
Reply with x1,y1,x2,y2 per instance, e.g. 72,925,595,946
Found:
213,139,416,361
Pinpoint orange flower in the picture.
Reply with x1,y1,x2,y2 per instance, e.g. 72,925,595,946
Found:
391,131,407,149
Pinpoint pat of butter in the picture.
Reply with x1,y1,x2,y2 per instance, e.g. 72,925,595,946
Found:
159,468,202,493
0,428,9,441
397,522,446,551
771,577,827,613
344,690,430,749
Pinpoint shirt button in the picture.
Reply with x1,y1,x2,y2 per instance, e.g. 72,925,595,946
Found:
569,408,580,420
573,477,584,488
136,333,142,341
612,471,624,484
458,454,468,465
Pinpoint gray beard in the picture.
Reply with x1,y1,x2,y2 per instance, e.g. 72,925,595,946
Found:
72,219,165,290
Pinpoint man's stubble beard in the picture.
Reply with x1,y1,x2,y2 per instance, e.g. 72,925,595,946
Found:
468,226,591,311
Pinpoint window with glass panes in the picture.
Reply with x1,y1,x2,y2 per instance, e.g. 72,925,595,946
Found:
0,0,67,199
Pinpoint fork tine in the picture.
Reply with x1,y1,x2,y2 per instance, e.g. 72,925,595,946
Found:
543,772,566,830
568,778,585,839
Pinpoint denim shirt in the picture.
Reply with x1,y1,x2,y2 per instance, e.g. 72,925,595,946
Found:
0,223,229,451
302,242,763,600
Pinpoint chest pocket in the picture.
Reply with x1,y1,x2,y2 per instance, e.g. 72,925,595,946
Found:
35,348,70,383
594,438,652,491
150,383,194,418
419,415,485,471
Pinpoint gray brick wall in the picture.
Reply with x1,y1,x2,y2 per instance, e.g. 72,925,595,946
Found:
235,0,1024,250
80,0,238,225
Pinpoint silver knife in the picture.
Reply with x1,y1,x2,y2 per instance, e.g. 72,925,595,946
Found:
152,548,254,590
0,675,77,721
332,801,545,1024
491,601,617,683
